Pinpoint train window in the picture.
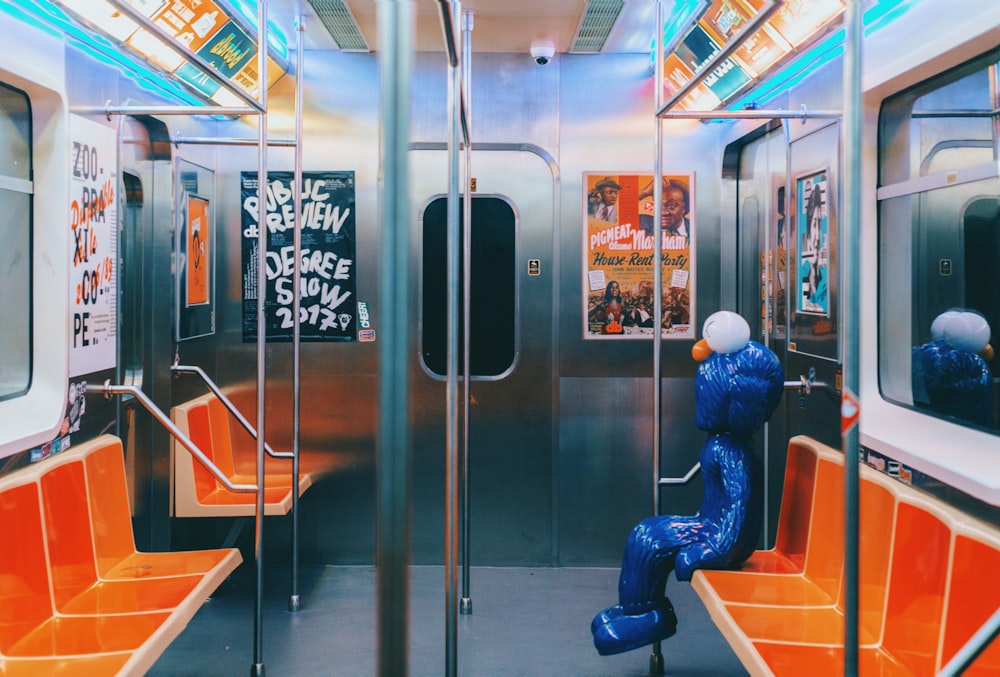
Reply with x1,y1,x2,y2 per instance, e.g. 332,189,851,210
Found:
0,82,32,401
878,48,1000,432
421,196,517,378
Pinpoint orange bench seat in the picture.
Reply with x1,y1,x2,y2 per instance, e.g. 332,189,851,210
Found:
0,435,240,676
691,435,1000,676
171,393,313,517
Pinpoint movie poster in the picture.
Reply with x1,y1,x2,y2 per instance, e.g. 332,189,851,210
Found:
796,170,829,317
241,171,356,342
583,172,695,340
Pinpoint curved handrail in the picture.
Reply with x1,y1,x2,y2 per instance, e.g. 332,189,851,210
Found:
87,381,256,492
171,364,293,459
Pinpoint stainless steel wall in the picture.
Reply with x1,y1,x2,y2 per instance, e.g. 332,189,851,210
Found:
176,50,733,567
59,42,798,567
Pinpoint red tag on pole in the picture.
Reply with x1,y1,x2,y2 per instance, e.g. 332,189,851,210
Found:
841,388,860,435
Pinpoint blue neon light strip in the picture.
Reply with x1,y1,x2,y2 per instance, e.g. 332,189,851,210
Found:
227,0,290,62
651,0,706,66
726,0,917,110
8,0,205,106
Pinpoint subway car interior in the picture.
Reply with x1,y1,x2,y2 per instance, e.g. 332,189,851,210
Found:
1,0,1000,675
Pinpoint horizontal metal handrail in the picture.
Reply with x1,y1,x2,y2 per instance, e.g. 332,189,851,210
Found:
171,364,293,460
87,381,257,492
658,462,702,485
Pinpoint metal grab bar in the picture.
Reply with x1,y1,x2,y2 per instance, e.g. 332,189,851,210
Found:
784,367,837,396
656,374,833,488
939,606,1000,676
87,381,256,492
658,463,702,486
171,363,292,460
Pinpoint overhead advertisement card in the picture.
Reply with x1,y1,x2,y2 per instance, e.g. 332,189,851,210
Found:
583,173,696,340
241,171,357,342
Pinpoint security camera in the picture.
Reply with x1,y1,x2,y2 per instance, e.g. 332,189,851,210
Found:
530,39,555,65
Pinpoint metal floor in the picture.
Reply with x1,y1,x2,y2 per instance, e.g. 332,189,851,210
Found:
150,564,749,676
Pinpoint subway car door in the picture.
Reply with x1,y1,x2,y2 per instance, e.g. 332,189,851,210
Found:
117,115,174,550
731,122,789,548
412,149,556,565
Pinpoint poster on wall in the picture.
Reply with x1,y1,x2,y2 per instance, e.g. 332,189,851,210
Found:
583,172,695,340
186,195,210,306
796,170,830,317
241,171,356,342
69,115,118,377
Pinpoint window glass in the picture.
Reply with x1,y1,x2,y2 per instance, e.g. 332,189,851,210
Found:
0,82,31,401
879,49,1000,431
422,196,517,378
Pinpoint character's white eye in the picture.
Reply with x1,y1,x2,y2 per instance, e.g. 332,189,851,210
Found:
942,311,991,353
930,310,962,341
702,311,750,354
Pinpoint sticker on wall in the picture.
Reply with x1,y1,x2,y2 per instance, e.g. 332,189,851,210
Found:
583,172,695,340
69,115,118,378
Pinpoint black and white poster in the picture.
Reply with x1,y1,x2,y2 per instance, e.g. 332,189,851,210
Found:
241,171,356,342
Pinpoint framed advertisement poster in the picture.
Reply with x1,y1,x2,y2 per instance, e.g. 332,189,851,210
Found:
788,156,838,362
796,169,830,317
185,195,210,307
241,171,357,342
583,172,695,340
176,161,216,341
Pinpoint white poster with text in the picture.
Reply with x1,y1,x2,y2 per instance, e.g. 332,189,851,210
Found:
69,115,118,377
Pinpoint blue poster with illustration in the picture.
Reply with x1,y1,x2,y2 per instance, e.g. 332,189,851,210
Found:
796,170,829,316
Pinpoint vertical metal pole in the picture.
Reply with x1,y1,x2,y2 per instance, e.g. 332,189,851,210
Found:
252,2,269,676
376,1,413,675
445,3,462,675
841,1,863,675
460,8,474,617
650,2,665,673
288,14,306,614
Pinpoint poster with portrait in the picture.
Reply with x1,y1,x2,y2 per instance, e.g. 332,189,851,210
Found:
583,172,695,340
185,195,210,306
796,170,830,317
241,171,356,342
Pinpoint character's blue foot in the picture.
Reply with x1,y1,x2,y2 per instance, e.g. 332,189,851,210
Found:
591,599,677,656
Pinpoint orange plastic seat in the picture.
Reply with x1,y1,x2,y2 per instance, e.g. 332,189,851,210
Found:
85,441,240,580
40,460,204,614
691,435,1000,677
172,394,312,517
696,455,845,608
939,533,1000,675
0,481,168,659
0,654,131,676
739,439,818,575
0,434,242,676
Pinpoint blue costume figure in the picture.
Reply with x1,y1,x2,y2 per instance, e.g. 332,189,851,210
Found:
592,311,784,656
912,310,994,427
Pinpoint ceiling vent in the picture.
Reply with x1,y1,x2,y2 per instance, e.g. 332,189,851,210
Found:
306,0,370,52
570,0,626,54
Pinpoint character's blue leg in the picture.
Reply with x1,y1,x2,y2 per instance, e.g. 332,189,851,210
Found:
592,517,688,655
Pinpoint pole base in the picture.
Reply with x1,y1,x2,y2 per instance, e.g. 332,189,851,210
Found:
288,594,301,613
460,597,473,615
649,649,664,674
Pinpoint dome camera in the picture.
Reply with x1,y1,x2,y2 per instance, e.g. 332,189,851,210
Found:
530,39,555,65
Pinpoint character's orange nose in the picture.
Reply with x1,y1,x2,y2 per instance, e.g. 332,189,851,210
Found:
692,339,712,362
982,344,994,363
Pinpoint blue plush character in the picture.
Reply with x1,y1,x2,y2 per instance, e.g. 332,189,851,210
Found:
592,311,784,656
912,310,994,426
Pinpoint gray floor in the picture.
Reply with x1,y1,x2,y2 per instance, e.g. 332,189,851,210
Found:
150,565,749,676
